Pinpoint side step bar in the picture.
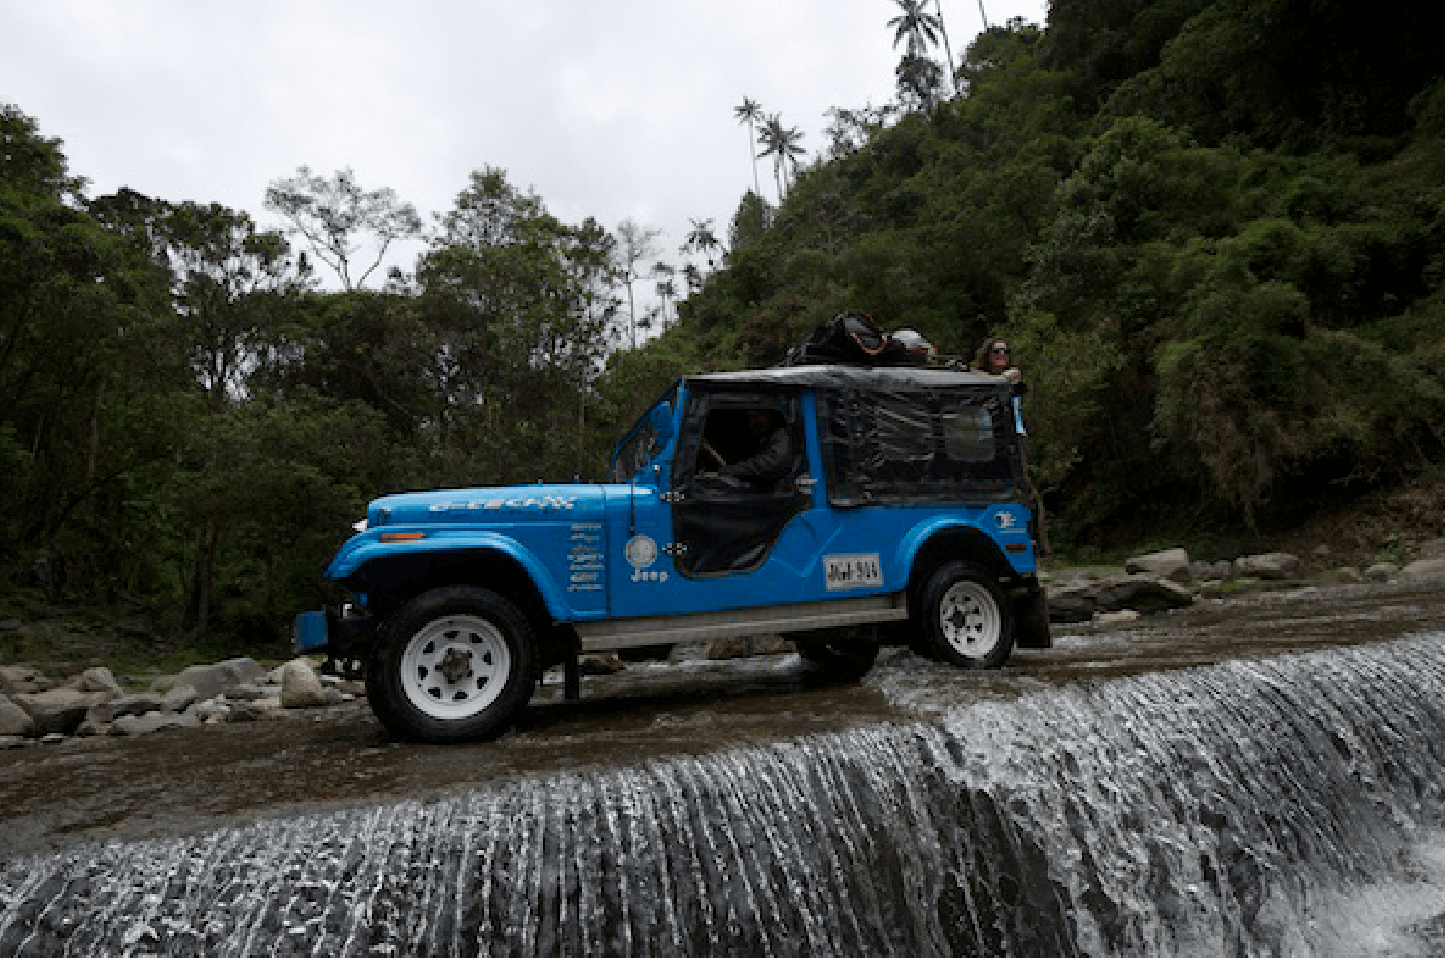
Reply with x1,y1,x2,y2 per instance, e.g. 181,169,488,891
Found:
574,593,909,652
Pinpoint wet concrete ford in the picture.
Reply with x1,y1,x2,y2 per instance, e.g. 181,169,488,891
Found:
3,579,1445,955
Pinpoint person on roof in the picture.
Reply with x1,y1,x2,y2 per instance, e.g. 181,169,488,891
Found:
974,337,1021,382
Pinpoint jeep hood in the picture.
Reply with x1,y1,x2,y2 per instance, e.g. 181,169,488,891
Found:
363,484,606,529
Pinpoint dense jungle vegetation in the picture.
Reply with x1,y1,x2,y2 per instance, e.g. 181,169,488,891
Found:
3,0,1443,655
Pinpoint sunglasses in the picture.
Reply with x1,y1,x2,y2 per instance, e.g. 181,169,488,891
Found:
991,346,1010,354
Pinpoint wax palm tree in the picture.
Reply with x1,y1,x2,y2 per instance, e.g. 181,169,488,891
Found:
734,97,764,196
757,114,805,201
681,217,724,270
887,0,942,59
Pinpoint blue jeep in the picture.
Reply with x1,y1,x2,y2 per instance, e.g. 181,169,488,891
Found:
295,363,1048,742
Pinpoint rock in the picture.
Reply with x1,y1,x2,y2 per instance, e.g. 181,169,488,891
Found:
77,666,124,695
1234,553,1301,581
280,659,330,708
1366,562,1398,582
1093,575,1194,614
86,693,165,725
1327,566,1364,584
1312,543,1332,558
706,634,796,659
1125,548,1191,583
10,687,107,736
1188,560,1232,580
0,735,27,749
194,699,231,723
175,658,266,701
226,683,268,701
579,652,626,675
667,642,711,662
0,664,47,696
1399,558,1445,582
113,711,202,735
0,619,22,632
1095,609,1141,624
162,684,199,713
40,732,65,744
1047,585,1097,623
0,693,36,737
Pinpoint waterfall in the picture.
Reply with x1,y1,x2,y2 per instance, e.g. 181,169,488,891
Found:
3,634,1444,955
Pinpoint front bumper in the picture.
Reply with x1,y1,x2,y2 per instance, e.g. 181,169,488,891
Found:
292,605,377,657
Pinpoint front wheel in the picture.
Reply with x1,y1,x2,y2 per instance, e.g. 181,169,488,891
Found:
367,586,537,743
917,561,1014,669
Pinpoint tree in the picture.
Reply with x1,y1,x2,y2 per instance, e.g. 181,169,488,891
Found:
896,54,946,111
264,166,423,291
651,262,678,329
615,219,661,349
734,97,765,196
681,217,724,270
888,0,943,59
757,115,806,201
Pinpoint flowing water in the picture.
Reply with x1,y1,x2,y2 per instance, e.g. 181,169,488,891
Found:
5,625,1445,956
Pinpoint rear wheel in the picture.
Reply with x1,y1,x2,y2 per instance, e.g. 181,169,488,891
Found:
918,561,1014,668
368,586,537,743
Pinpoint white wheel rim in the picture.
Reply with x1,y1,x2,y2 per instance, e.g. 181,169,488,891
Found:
938,580,1002,659
400,614,512,720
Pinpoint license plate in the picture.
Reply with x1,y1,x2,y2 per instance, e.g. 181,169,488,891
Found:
825,553,883,591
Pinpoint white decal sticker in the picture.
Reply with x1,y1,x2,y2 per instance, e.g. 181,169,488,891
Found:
825,553,883,591
995,511,1017,529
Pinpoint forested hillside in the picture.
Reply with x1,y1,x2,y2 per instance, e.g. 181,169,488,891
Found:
3,0,1443,654
677,0,1445,548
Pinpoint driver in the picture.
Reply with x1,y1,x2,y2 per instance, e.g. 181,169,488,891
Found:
716,409,793,487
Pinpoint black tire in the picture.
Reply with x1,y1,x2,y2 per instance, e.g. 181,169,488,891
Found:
917,560,1014,668
367,586,537,743
796,636,881,682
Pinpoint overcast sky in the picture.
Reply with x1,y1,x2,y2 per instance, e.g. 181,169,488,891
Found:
3,0,1047,289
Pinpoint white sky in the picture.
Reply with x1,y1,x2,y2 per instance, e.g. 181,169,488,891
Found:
2,0,1047,290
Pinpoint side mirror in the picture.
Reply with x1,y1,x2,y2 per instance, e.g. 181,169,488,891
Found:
649,401,676,445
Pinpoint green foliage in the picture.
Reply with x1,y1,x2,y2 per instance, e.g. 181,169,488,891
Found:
3,0,1444,654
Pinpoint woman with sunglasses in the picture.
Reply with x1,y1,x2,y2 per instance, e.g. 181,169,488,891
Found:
974,337,1021,382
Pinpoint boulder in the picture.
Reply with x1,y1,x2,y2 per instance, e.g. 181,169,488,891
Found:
0,665,48,696
162,684,199,713
77,666,124,696
0,693,36,737
1092,575,1194,614
1190,559,1234,581
1125,548,1191,583
1047,585,1097,624
1366,562,1399,582
1234,553,1301,580
175,658,266,701
1418,538,1445,560
706,634,797,659
113,711,201,735
86,693,166,725
578,652,626,675
280,659,330,708
11,687,107,736
1095,609,1141,625
1399,558,1445,583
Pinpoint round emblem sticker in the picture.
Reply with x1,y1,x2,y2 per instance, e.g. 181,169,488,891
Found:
625,535,658,569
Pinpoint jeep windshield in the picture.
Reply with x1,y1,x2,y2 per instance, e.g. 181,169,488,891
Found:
607,383,679,484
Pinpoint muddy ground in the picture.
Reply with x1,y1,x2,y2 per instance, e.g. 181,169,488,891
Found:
2,578,1443,861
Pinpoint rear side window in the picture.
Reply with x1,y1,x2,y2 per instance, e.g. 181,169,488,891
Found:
818,385,1019,506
